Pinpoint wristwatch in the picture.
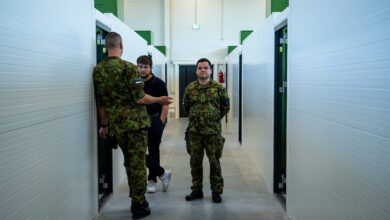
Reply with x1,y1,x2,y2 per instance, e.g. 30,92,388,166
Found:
100,124,108,128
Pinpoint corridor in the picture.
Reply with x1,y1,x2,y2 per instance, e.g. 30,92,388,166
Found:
96,119,289,220
2,1,389,219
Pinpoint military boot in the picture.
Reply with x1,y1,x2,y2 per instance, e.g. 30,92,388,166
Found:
130,201,149,213
212,192,222,203
185,191,203,201
131,202,150,219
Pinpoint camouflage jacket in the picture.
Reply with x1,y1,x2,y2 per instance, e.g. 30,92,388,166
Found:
183,80,230,135
93,56,151,136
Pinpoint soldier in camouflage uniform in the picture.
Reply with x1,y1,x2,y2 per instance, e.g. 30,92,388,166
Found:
184,58,230,203
93,32,172,218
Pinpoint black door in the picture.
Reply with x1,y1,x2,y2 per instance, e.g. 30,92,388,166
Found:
96,27,108,64
96,27,113,208
239,54,243,144
179,65,197,117
165,63,168,83
179,65,214,118
274,26,287,203
225,64,228,123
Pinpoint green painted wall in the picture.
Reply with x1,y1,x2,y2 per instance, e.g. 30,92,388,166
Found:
228,46,238,55
135,31,152,45
155,46,166,56
266,0,272,18
240,30,253,44
271,0,289,13
117,0,124,21
95,0,117,16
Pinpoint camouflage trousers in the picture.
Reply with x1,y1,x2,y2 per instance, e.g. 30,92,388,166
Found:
186,133,225,194
116,129,148,204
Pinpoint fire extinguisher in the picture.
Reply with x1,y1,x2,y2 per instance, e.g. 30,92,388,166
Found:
219,71,224,83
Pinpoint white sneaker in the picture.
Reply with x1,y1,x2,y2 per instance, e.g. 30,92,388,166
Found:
147,180,156,193
159,170,172,192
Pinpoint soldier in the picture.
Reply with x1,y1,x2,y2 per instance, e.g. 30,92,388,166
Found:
93,32,172,218
183,58,230,203
137,55,172,193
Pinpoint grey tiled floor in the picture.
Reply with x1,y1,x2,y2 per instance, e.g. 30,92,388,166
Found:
95,119,289,220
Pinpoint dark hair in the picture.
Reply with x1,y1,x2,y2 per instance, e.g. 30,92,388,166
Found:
196,58,212,68
105,32,122,49
137,55,153,67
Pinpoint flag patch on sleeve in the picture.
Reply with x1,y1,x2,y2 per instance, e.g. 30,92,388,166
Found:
135,78,142,84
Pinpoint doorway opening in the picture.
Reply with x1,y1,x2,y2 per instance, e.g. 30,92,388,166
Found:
238,54,243,144
165,63,168,83
273,25,288,204
238,54,242,144
96,26,113,209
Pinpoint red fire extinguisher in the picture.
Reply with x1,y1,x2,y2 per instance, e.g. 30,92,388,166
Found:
219,71,224,83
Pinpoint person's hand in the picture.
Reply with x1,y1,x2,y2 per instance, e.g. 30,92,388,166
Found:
159,96,173,105
99,127,108,139
160,116,166,124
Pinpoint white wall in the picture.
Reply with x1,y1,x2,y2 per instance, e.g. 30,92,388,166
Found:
241,12,281,191
226,46,242,141
96,11,149,190
0,1,97,219
170,0,266,62
287,1,390,219
124,0,165,45
148,46,167,81
106,13,149,64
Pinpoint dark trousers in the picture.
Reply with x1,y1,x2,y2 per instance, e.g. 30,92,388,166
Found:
147,115,165,182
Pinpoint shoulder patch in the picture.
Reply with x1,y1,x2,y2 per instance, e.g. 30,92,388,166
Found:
135,78,142,84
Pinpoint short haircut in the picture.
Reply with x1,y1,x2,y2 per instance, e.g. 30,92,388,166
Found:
137,55,153,67
196,58,212,68
105,32,122,49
